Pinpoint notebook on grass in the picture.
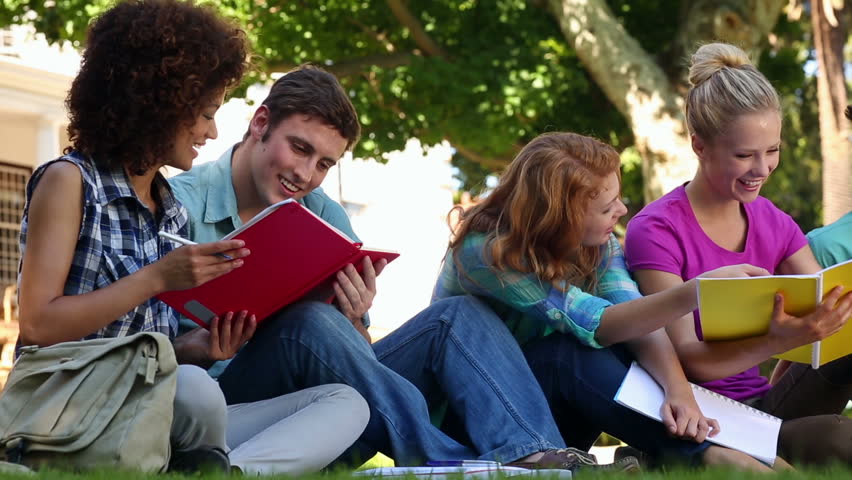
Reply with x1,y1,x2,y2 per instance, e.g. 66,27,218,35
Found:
614,362,781,465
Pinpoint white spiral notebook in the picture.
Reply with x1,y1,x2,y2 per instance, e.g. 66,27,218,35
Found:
614,362,781,465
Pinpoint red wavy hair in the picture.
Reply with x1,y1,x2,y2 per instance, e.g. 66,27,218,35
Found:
450,132,621,290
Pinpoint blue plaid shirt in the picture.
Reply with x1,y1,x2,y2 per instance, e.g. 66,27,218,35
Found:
19,152,188,340
432,232,641,348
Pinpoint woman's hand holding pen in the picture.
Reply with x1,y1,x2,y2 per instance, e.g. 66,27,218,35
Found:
150,239,250,293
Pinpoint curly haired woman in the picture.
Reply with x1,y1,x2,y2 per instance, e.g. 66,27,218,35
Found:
15,0,368,474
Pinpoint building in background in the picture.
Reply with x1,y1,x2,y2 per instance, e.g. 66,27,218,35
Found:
0,26,79,383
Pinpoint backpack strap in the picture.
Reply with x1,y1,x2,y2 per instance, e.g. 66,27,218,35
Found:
3,437,26,464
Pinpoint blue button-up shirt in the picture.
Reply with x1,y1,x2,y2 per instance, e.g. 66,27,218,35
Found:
168,143,361,377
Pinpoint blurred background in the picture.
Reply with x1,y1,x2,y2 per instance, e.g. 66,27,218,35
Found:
0,1,849,392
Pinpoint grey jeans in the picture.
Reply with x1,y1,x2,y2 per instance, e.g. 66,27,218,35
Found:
171,366,369,474
171,365,228,451
226,383,369,475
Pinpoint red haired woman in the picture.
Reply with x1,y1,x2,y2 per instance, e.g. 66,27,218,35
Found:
433,131,783,470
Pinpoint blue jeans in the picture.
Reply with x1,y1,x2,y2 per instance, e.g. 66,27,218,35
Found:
217,296,564,465
522,333,710,463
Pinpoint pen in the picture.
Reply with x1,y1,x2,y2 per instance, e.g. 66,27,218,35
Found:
157,231,234,260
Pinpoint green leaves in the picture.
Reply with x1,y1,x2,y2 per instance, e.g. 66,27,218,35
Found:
2,0,823,227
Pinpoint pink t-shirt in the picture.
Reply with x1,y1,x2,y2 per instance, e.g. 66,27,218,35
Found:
624,185,808,401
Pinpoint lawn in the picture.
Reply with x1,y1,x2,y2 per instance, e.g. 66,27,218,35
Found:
6,450,852,479
7,464,852,480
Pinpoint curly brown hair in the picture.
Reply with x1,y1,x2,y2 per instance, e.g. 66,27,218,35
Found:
65,0,250,174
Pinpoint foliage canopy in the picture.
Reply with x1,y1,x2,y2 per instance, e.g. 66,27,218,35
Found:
0,0,825,228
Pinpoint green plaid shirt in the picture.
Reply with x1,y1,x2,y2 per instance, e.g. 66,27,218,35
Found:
432,232,641,348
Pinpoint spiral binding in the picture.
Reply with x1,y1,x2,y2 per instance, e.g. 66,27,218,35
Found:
690,383,779,420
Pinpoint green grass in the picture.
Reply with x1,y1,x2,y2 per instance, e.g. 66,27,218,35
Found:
9,465,852,479
7,451,852,479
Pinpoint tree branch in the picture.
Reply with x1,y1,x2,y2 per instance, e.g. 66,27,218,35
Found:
267,52,414,78
544,0,785,202
670,0,787,85
348,18,396,52
813,0,851,223
546,0,693,201
446,138,516,171
385,0,448,58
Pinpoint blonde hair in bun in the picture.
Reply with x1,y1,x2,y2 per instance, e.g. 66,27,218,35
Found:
686,43,780,141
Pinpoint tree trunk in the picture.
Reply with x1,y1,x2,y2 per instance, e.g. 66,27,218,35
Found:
546,0,691,202
812,0,851,225
546,0,786,203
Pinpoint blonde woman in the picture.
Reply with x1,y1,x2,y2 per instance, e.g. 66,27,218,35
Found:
626,43,852,466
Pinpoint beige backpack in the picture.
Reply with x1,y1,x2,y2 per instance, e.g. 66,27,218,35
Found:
0,332,177,472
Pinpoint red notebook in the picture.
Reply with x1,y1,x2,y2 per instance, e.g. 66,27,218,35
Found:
157,199,399,328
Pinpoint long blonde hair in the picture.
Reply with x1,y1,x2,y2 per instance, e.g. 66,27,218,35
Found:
450,132,621,289
686,43,780,141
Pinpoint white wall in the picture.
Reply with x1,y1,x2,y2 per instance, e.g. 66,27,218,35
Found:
0,26,77,168
323,140,455,337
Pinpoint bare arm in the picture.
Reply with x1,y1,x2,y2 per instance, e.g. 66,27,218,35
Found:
595,264,770,346
625,329,718,442
596,280,697,345
776,245,823,275
633,268,852,382
18,162,248,347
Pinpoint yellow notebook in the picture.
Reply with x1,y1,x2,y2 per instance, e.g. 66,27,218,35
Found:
697,259,852,368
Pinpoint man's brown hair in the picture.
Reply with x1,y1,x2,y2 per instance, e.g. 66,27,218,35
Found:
246,65,361,151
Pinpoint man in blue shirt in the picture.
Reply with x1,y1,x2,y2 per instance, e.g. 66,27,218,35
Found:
168,65,621,471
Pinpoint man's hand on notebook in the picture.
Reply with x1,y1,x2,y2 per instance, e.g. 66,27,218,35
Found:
174,310,256,367
334,257,388,343
208,310,257,360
